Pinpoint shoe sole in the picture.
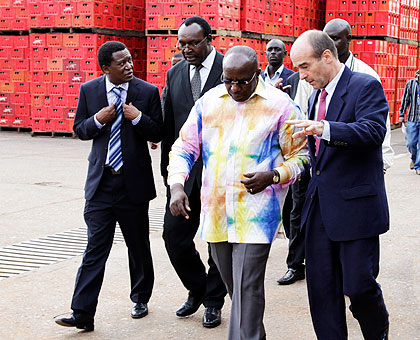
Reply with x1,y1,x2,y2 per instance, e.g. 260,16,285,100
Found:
131,312,148,319
277,277,305,285
55,320,94,331
203,321,221,328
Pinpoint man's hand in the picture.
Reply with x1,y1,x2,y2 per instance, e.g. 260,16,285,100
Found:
286,119,324,138
274,77,291,92
240,171,273,194
123,102,140,121
169,183,190,219
96,104,116,124
398,117,404,123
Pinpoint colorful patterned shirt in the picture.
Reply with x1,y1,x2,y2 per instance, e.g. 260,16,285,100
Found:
168,80,309,244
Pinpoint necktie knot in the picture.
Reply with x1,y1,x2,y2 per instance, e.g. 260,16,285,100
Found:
112,87,122,97
320,89,328,100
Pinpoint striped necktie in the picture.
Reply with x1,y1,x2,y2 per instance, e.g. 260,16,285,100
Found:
108,87,124,171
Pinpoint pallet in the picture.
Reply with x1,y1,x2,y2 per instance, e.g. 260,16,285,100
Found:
0,126,31,133
28,27,145,37
0,30,29,36
30,130,76,138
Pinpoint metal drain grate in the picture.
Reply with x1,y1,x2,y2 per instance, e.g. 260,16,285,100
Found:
0,207,164,280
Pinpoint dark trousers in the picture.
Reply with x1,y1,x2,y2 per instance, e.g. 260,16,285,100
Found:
162,181,226,308
305,194,389,340
282,171,310,271
71,169,154,316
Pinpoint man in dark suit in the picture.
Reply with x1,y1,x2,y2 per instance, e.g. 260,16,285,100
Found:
261,39,294,86
160,16,227,328
287,30,389,340
55,41,163,331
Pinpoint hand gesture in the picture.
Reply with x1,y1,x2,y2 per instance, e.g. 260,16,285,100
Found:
240,171,273,194
274,77,291,92
285,119,324,138
96,104,116,124
123,102,140,121
169,183,191,219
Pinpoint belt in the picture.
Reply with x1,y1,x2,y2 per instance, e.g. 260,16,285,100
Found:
105,166,123,175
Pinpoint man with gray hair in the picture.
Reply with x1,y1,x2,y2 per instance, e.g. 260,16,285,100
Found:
168,45,309,340
288,30,389,340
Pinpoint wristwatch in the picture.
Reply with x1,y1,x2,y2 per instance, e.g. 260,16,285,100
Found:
272,169,280,184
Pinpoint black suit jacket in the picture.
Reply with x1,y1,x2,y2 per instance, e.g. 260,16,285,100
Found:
161,51,223,195
284,71,300,100
301,67,389,241
73,75,163,204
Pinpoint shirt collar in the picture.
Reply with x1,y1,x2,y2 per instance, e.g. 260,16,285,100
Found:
324,64,345,96
105,76,129,93
190,46,216,72
264,64,284,79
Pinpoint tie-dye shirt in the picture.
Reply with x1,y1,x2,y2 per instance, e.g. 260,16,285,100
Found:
168,80,309,244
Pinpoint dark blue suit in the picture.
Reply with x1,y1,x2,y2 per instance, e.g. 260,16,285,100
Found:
71,75,163,316
260,66,294,83
302,67,389,340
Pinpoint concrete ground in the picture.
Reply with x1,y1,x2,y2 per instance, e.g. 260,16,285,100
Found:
0,128,419,340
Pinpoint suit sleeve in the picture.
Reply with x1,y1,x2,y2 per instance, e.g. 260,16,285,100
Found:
73,84,102,140
328,79,388,148
160,74,175,178
133,86,163,143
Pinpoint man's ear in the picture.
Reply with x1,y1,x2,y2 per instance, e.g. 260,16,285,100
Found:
102,64,109,74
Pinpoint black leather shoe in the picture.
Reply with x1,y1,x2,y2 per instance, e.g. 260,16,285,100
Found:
55,312,94,331
203,307,221,328
176,295,203,317
131,303,148,319
277,268,305,285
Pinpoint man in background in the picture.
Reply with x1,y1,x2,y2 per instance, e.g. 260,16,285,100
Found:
261,39,294,86
399,68,420,175
160,16,227,328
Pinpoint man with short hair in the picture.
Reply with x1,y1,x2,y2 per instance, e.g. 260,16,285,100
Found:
168,45,309,340
288,30,389,340
55,41,163,331
160,16,227,328
261,39,294,86
399,68,420,174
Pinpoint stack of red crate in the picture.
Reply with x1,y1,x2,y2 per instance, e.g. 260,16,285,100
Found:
0,35,30,128
29,33,146,132
326,0,400,38
240,0,266,34
26,0,145,31
0,0,28,31
293,0,326,37
146,0,240,31
399,0,419,41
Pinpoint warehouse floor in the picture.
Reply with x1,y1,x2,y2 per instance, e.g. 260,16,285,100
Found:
0,128,419,340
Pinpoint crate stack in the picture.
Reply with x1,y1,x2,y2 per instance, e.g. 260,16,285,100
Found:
326,0,420,124
0,35,30,129
0,0,146,134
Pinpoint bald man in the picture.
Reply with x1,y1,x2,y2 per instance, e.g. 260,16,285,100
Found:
288,30,389,340
261,39,294,86
168,45,309,340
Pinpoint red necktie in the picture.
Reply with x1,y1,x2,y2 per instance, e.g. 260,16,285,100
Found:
316,89,328,156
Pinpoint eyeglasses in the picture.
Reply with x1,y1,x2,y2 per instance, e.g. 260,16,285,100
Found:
176,36,208,50
221,72,257,86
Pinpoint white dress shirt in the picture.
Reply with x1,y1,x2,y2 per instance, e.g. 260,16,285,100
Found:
189,47,216,91
263,64,285,86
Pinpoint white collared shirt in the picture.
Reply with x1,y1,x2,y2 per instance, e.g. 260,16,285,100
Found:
189,47,216,92
263,64,285,86
94,76,142,165
316,64,346,141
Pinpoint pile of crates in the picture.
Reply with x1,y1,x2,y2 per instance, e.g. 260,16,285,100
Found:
327,0,420,124
0,0,146,134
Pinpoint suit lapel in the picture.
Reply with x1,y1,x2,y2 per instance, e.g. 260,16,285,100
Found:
201,52,223,95
180,61,195,105
97,75,108,108
317,67,351,161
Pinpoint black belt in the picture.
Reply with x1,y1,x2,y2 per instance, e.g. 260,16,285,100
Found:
105,166,123,175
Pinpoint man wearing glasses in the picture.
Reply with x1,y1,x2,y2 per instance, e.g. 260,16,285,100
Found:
160,16,226,328
168,45,309,340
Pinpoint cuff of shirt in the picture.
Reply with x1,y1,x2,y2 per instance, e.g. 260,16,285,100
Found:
94,114,105,129
168,174,185,187
320,120,330,142
131,111,142,125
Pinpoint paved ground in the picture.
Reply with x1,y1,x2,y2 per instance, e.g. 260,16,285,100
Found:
0,128,419,340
